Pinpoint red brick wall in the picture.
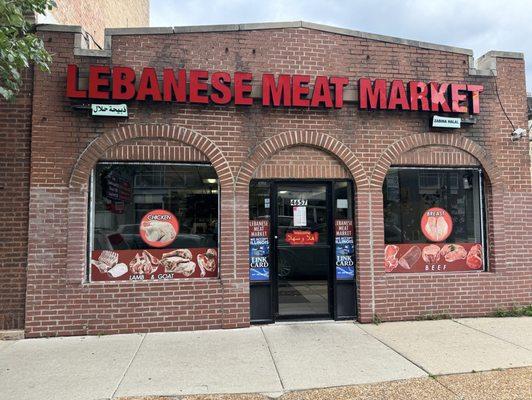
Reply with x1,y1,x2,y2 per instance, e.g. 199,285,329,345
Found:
396,146,480,166
21,27,532,337
253,146,351,179
0,69,33,330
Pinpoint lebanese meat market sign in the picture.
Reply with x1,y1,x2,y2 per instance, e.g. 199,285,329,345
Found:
66,65,483,114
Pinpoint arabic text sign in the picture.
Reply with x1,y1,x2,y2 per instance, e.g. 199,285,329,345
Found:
91,103,128,117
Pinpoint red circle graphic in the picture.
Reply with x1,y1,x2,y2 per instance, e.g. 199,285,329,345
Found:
139,209,179,248
420,207,453,242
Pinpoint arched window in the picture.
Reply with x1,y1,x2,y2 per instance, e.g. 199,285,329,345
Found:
88,162,219,281
382,167,486,273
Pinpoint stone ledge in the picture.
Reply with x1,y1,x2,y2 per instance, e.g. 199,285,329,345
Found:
0,330,24,340
105,26,174,35
37,21,522,77
105,20,474,56
237,21,301,31
480,50,524,60
300,21,473,55
35,24,83,33
173,24,240,33
74,48,112,58
475,50,524,75
469,68,496,77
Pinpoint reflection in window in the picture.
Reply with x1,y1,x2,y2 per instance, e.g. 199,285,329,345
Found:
89,162,219,282
382,167,486,273
383,168,482,244
93,163,218,250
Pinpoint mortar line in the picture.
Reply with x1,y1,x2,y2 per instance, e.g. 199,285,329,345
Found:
260,326,286,391
110,332,147,399
354,323,461,398
452,319,532,352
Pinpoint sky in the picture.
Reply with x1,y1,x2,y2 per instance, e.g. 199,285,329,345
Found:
150,0,531,92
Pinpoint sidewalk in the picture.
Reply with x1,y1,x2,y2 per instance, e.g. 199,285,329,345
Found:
0,318,530,400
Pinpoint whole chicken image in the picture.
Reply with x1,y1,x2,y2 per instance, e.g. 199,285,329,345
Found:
160,249,197,276
141,220,177,244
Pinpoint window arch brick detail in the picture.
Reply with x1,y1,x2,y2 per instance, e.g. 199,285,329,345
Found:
370,133,502,188
236,130,369,189
69,124,234,190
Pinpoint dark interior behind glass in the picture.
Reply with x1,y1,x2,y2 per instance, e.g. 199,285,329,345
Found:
92,162,218,251
383,168,482,244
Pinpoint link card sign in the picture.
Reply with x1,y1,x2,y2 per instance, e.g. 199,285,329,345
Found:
249,219,270,281
335,219,355,279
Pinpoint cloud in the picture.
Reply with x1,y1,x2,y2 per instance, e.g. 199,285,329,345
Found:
151,0,531,92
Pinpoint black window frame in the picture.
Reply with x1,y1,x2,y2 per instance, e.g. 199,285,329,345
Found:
87,161,221,282
382,166,488,272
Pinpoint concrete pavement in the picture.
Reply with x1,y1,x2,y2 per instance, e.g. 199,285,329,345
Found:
0,318,530,400
360,319,532,375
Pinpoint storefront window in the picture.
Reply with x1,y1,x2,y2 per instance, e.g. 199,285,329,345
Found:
383,167,485,273
89,162,219,281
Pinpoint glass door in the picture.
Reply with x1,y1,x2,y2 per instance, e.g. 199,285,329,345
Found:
274,183,331,318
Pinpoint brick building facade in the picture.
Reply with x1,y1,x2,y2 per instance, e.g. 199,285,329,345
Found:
34,0,149,49
0,1,149,331
1,21,531,336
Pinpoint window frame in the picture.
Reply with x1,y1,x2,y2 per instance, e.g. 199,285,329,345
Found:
383,166,488,272
87,161,221,283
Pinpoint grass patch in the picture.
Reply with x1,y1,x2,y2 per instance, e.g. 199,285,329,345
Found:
415,312,452,321
372,314,382,325
492,305,532,317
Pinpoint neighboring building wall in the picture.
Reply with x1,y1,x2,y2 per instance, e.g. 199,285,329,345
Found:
36,0,149,48
0,69,33,330
22,25,531,337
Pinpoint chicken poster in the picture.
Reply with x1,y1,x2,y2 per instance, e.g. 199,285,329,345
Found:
384,207,483,273
140,209,179,248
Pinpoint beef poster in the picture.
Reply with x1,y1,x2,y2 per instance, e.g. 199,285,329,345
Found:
335,219,355,279
384,243,483,273
385,206,484,273
91,247,218,281
249,219,270,281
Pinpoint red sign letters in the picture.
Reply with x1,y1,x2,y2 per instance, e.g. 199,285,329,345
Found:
67,65,483,114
